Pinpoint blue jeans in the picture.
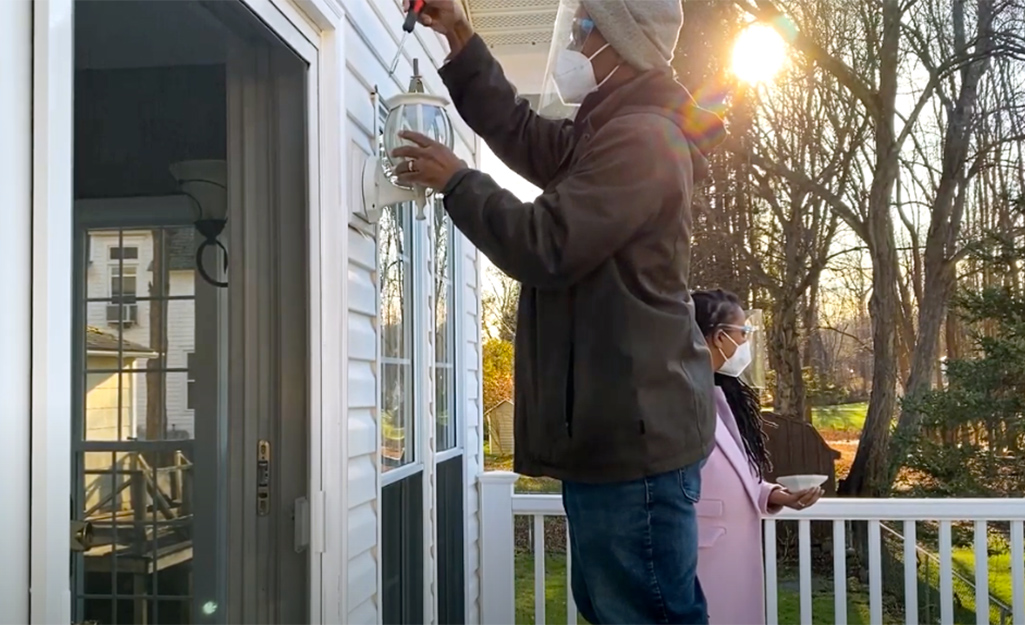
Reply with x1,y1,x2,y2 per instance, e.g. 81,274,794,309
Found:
562,462,708,625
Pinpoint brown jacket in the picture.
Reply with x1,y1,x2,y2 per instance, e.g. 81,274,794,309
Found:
439,35,725,483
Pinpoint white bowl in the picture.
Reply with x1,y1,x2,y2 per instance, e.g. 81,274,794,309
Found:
776,474,827,492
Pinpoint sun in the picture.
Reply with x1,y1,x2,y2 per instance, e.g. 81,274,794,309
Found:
731,23,788,84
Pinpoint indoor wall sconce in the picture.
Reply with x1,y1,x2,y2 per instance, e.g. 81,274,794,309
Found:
170,160,228,288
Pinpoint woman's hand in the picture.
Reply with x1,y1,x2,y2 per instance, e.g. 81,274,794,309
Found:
391,130,468,191
769,486,824,511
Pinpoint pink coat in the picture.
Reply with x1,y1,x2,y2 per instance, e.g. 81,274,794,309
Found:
697,388,781,625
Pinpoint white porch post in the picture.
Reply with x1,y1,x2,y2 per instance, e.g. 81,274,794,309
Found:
0,1,32,621
479,471,519,625
31,0,75,622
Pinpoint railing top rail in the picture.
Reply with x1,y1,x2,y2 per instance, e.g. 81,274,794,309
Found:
77,439,194,453
773,498,1025,521
510,494,566,516
499,489,1025,521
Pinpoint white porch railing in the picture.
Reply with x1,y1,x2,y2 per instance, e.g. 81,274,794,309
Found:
479,471,1025,625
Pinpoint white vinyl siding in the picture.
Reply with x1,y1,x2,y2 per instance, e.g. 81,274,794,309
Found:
341,1,482,622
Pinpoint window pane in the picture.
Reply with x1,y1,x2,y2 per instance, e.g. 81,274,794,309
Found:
382,362,413,469
435,366,455,451
381,203,414,470
109,245,139,260
380,207,412,361
434,201,458,452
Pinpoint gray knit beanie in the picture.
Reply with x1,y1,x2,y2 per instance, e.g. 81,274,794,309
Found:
579,0,683,71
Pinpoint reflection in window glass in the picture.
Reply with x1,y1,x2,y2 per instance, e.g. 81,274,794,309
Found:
380,203,414,470
78,226,197,622
434,200,458,452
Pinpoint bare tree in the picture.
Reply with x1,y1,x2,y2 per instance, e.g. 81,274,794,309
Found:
481,265,519,343
733,38,866,420
890,2,1025,478
734,0,1025,495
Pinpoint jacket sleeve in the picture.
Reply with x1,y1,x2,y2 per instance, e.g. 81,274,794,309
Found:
439,34,573,190
442,115,692,289
760,482,784,515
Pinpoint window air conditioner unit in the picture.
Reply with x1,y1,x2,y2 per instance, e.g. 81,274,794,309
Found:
106,303,139,327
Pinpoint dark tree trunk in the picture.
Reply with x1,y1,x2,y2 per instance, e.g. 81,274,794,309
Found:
840,0,903,497
146,230,168,465
770,293,808,421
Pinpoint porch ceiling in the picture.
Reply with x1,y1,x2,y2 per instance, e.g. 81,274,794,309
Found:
465,0,558,48
464,0,558,94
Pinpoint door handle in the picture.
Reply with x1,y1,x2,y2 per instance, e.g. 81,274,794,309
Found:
70,519,94,553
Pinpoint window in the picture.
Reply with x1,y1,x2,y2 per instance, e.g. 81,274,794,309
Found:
110,264,138,303
380,202,415,471
109,245,139,261
434,200,458,452
107,244,139,326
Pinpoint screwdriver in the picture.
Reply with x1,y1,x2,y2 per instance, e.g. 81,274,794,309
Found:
389,0,426,74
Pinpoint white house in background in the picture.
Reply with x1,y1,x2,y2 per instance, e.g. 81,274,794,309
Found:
85,229,197,438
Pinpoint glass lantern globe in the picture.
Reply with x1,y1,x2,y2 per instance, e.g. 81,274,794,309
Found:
382,92,453,177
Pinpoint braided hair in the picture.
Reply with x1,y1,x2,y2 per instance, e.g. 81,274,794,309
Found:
692,289,773,479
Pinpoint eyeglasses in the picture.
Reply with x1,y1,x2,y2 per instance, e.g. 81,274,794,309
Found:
719,324,755,339
569,16,595,51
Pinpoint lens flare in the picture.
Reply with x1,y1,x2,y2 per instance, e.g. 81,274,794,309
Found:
732,23,788,84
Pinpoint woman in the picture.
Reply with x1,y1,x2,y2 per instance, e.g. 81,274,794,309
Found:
692,289,823,624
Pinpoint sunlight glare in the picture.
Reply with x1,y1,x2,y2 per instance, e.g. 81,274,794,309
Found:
732,23,788,84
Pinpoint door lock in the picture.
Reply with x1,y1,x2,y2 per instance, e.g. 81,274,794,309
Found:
257,440,271,516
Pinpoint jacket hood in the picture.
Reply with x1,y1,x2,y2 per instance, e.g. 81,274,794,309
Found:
577,70,726,182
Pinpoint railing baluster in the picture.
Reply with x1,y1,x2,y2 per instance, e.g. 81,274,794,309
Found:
974,521,989,625
868,520,883,625
798,519,812,624
903,520,918,625
764,519,778,625
566,521,576,625
1011,520,1024,624
534,515,546,625
832,520,847,625
939,520,954,625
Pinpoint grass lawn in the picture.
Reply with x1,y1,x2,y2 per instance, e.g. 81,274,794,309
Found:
811,402,868,436
514,551,876,625
945,546,1017,623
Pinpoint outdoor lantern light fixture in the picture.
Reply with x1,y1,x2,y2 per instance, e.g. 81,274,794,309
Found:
170,159,228,288
361,59,454,223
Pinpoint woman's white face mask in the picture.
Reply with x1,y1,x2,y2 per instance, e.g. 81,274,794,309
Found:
717,333,753,378
553,43,621,105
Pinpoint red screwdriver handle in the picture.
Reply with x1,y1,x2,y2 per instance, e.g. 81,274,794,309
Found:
403,0,425,33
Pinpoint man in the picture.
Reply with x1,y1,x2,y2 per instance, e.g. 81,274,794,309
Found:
394,1,724,622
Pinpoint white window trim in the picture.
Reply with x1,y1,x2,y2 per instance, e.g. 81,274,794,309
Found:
435,447,463,464
382,459,427,486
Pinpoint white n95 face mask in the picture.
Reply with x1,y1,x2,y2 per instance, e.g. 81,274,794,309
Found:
718,337,753,378
553,43,619,106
